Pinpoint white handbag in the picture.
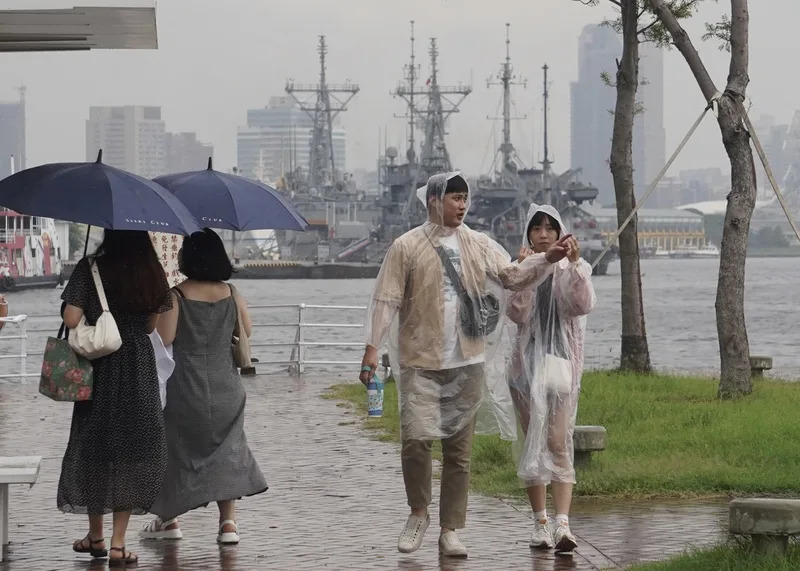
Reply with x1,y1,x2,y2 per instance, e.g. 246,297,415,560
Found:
543,353,572,394
68,260,122,360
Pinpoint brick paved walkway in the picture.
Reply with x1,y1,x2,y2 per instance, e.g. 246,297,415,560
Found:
0,374,727,570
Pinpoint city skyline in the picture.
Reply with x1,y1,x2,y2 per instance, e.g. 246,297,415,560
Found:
85,105,213,178
2,0,799,189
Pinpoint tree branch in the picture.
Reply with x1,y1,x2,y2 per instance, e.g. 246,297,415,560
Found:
726,0,749,99
648,0,719,102
637,17,660,37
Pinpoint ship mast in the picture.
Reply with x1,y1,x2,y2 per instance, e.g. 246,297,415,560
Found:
487,24,525,177
15,84,26,172
286,36,359,191
419,38,471,176
541,63,552,188
392,21,419,164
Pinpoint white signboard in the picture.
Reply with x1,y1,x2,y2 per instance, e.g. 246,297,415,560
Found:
150,232,185,287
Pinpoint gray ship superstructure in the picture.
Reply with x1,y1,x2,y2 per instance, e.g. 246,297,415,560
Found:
470,25,612,274
274,36,380,262
373,22,472,254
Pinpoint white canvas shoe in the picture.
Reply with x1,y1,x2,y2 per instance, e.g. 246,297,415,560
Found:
553,522,578,553
397,513,430,554
438,531,468,558
529,519,554,549
138,517,183,540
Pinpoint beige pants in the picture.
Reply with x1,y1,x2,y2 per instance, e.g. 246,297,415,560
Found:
399,364,483,529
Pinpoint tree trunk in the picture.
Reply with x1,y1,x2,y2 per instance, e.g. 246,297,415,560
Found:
610,0,651,373
715,96,756,398
650,0,754,397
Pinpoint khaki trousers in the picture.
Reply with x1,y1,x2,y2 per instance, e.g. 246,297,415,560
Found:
399,364,483,529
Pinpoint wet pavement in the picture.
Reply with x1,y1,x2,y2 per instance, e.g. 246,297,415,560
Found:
0,373,728,570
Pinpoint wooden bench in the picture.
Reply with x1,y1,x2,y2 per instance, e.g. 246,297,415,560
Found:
729,498,800,555
573,425,607,468
0,456,42,562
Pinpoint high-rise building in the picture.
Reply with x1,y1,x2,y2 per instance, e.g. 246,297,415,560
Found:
0,90,26,180
571,25,666,206
86,105,166,178
571,24,619,205
751,114,789,192
236,95,346,182
165,132,213,174
633,43,666,196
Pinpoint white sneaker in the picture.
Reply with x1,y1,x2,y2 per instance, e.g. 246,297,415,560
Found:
529,519,554,549
397,513,429,554
438,531,468,558
138,517,183,540
553,522,578,552
216,520,240,545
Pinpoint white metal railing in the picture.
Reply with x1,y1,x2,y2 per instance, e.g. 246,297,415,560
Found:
0,304,368,381
248,303,366,375
0,315,29,380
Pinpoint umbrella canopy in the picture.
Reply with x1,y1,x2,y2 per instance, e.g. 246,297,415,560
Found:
0,150,201,235
154,158,308,232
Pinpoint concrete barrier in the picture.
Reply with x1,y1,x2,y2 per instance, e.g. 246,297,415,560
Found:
729,498,800,555
573,425,607,468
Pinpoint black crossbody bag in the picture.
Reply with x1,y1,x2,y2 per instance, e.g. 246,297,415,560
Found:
433,245,501,339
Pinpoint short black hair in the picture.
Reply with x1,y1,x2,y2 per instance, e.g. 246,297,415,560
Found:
426,174,469,203
527,211,562,245
178,228,234,281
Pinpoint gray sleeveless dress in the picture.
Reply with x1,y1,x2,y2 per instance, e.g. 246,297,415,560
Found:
150,288,267,520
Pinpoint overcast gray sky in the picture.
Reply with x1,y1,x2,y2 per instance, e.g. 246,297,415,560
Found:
2,0,797,179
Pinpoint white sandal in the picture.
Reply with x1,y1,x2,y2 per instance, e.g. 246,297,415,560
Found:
217,519,240,544
139,517,183,540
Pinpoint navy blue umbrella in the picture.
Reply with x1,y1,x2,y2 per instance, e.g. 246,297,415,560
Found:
154,158,309,232
0,150,201,235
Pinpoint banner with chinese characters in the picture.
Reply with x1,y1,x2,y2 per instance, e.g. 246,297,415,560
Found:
149,232,185,287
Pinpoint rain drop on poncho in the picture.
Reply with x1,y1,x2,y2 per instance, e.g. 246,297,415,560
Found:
507,204,597,485
364,172,559,441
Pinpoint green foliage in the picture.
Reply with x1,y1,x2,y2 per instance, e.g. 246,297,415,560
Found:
585,0,704,47
328,371,800,499
703,12,732,52
631,541,800,570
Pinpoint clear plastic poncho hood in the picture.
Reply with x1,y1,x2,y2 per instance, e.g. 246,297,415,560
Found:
365,173,560,442
507,203,597,484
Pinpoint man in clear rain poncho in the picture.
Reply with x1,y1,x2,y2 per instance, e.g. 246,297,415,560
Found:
358,172,574,558
507,204,596,553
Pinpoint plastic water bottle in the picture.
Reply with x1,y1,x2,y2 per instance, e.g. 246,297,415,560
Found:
366,374,384,417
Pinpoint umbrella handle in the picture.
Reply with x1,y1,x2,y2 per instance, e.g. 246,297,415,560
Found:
83,225,92,257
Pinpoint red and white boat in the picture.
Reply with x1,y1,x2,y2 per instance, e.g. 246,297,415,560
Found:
0,208,66,292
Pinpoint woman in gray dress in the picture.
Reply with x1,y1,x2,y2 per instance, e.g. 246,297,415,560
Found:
140,228,267,544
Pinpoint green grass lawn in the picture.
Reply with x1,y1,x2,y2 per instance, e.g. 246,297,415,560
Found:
630,541,800,570
325,371,800,499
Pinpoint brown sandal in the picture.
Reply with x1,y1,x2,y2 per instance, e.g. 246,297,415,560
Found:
108,546,138,567
72,535,107,558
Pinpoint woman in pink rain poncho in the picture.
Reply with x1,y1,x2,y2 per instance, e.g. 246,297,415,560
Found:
507,204,596,553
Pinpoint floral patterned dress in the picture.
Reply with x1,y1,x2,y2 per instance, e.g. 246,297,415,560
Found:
57,256,171,515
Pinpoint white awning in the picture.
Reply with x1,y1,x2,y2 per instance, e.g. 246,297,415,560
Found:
0,4,157,52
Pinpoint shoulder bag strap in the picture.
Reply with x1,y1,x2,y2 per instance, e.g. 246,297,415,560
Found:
228,283,242,336
424,230,468,298
434,246,469,299
89,259,111,312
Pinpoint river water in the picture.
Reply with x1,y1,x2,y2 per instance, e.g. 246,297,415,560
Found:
2,256,798,380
